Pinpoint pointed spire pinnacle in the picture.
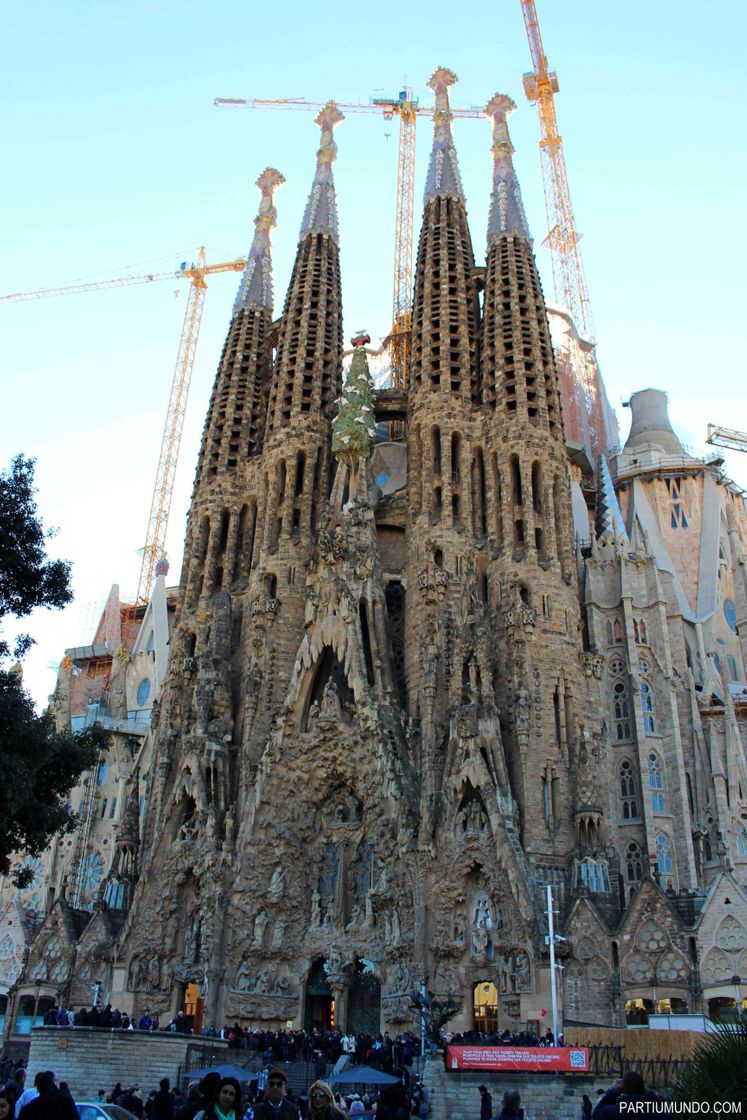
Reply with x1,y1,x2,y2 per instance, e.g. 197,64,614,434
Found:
233,167,285,315
299,102,345,244
485,93,531,247
596,453,628,541
423,67,465,204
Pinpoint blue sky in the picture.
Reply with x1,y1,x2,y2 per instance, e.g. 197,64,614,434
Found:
2,0,745,707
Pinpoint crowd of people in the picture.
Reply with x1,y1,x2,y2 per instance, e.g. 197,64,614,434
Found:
218,1027,421,1071
446,1028,566,1049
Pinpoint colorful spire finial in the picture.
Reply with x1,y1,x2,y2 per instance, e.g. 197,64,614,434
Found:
485,93,531,247
424,67,465,204
300,102,345,243
233,167,285,314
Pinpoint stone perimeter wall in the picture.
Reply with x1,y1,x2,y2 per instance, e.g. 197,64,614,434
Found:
424,1059,606,1120
26,1026,228,1101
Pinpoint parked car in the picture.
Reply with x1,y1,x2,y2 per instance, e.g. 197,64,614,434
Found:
76,1105,137,1120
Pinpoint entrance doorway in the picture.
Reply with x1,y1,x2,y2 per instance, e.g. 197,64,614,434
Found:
184,981,204,1035
473,981,498,1033
305,959,333,1032
348,958,381,1035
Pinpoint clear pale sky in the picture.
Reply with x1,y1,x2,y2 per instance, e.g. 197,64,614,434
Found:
2,0,745,709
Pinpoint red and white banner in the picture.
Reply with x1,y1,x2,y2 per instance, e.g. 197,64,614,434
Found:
446,1045,590,1073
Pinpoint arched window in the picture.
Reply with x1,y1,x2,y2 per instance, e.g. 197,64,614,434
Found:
626,841,644,886
640,680,656,734
647,751,666,812
656,833,673,877
614,618,623,643
619,760,638,819
613,680,632,740
735,827,747,859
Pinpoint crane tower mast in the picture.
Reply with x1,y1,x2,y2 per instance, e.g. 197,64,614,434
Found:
521,0,594,341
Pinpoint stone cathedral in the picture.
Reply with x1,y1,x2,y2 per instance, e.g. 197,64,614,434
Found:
4,68,747,1040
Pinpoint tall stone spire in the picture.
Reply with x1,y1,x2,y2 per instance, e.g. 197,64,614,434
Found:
265,104,344,435
485,94,531,246
233,167,285,314
299,102,344,243
481,92,559,434
423,67,465,203
409,67,478,407
193,169,284,488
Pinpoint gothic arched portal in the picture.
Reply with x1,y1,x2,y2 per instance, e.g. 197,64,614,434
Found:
347,957,381,1034
304,958,333,1032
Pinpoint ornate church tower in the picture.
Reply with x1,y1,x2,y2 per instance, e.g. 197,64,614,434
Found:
479,95,610,899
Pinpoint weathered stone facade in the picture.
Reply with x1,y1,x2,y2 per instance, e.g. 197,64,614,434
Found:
3,71,747,1045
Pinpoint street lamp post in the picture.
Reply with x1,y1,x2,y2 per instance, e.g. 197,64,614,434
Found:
546,885,559,1045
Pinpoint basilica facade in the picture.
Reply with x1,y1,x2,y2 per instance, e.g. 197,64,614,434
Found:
2,69,747,1044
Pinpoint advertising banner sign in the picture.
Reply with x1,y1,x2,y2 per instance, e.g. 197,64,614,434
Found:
446,1046,590,1073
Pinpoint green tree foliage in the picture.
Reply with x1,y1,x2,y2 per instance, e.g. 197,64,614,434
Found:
0,455,106,885
673,1012,747,1104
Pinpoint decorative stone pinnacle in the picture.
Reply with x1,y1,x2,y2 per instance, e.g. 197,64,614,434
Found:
428,67,458,122
234,166,285,313
485,92,531,246
351,331,370,348
300,102,344,242
254,167,285,234
485,93,517,160
424,66,465,204
314,102,345,174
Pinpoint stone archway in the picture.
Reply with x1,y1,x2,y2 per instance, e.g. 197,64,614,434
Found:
347,957,381,1035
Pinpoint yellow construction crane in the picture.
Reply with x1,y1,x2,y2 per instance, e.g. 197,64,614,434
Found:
2,248,245,605
706,424,747,453
520,0,595,342
215,92,483,390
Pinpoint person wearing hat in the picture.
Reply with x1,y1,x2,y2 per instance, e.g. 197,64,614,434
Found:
254,1070,300,1120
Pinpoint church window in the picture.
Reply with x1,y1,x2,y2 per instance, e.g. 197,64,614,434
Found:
664,476,688,528
451,432,461,484
137,678,151,707
613,680,632,740
656,833,673,878
609,656,626,677
626,841,643,887
472,447,487,537
553,686,562,746
724,600,737,633
647,752,666,812
510,455,523,505
641,680,656,733
619,760,639,819
614,619,623,642
98,760,108,786
736,827,747,859
109,798,117,819
432,427,442,476
100,798,108,819
383,583,406,709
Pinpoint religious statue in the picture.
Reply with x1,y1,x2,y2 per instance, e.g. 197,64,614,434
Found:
310,888,322,926
252,909,269,949
271,919,285,950
268,866,285,901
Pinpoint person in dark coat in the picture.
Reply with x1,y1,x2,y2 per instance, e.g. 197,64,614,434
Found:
592,1074,656,1120
179,1073,222,1120
18,1071,77,1120
253,1070,300,1120
491,1090,523,1120
478,1086,492,1120
150,1077,175,1120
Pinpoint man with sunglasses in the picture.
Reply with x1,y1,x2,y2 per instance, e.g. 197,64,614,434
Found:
253,1069,299,1120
